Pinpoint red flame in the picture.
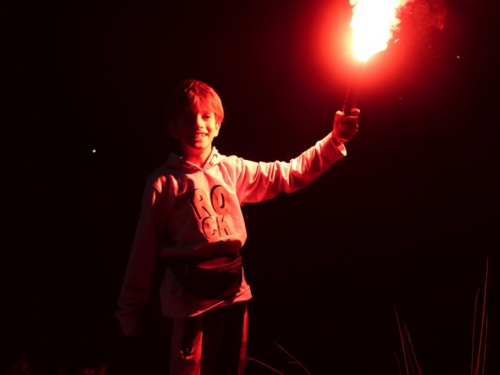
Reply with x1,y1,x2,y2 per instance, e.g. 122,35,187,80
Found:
349,0,410,61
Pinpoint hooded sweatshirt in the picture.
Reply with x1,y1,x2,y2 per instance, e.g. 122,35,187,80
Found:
116,132,346,336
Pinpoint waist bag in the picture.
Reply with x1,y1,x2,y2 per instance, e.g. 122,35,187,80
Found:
170,255,242,298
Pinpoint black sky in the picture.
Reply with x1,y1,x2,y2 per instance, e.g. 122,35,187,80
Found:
4,0,500,374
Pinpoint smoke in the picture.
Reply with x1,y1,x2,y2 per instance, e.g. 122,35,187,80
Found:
400,0,448,30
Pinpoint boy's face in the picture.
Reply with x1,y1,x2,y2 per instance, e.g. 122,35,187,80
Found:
169,106,221,157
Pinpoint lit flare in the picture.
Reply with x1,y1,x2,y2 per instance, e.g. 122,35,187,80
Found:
349,0,410,61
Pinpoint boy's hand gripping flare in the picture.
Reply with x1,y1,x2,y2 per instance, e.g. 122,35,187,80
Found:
332,108,360,146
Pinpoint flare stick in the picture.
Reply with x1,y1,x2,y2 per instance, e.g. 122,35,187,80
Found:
341,59,366,115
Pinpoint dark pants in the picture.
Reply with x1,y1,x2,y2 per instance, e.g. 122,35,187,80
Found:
170,302,248,375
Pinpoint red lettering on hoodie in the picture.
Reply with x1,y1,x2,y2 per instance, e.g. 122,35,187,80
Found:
192,185,232,239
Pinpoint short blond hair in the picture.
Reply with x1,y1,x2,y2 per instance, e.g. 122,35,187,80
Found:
167,79,224,123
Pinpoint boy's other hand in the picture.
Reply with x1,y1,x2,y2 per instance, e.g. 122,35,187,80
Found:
332,108,360,146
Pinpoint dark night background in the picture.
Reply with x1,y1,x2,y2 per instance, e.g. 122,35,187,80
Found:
4,0,500,374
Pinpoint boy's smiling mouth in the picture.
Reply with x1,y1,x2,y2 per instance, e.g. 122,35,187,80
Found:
191,133,208,139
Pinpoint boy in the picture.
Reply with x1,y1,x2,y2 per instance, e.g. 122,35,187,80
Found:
116,79,359,374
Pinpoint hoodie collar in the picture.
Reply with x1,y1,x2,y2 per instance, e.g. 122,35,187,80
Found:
165,147,223,171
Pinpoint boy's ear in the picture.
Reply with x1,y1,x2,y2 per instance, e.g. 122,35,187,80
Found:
168,122,179,139
215,122,221,136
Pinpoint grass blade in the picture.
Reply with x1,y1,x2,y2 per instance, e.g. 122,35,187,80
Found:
472,257,489,375
394,305,410,375
471,288,480,375
246,357,284,375
404,322,422,375
272,341,312,375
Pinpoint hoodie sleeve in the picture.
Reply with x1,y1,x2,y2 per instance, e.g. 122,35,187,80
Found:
115,175,169,336
236,132,346,204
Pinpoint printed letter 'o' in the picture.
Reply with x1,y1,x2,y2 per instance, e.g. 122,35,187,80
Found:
211,185,230,215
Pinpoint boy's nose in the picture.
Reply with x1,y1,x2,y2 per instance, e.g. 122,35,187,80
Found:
195,115,205,127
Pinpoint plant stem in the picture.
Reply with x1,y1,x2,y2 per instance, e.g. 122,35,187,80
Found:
475,257,489,375
394,305,410,375
246,357,284,375
272,341,312,375
480,313,488,375
404,322,422,375
472,288,480,375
